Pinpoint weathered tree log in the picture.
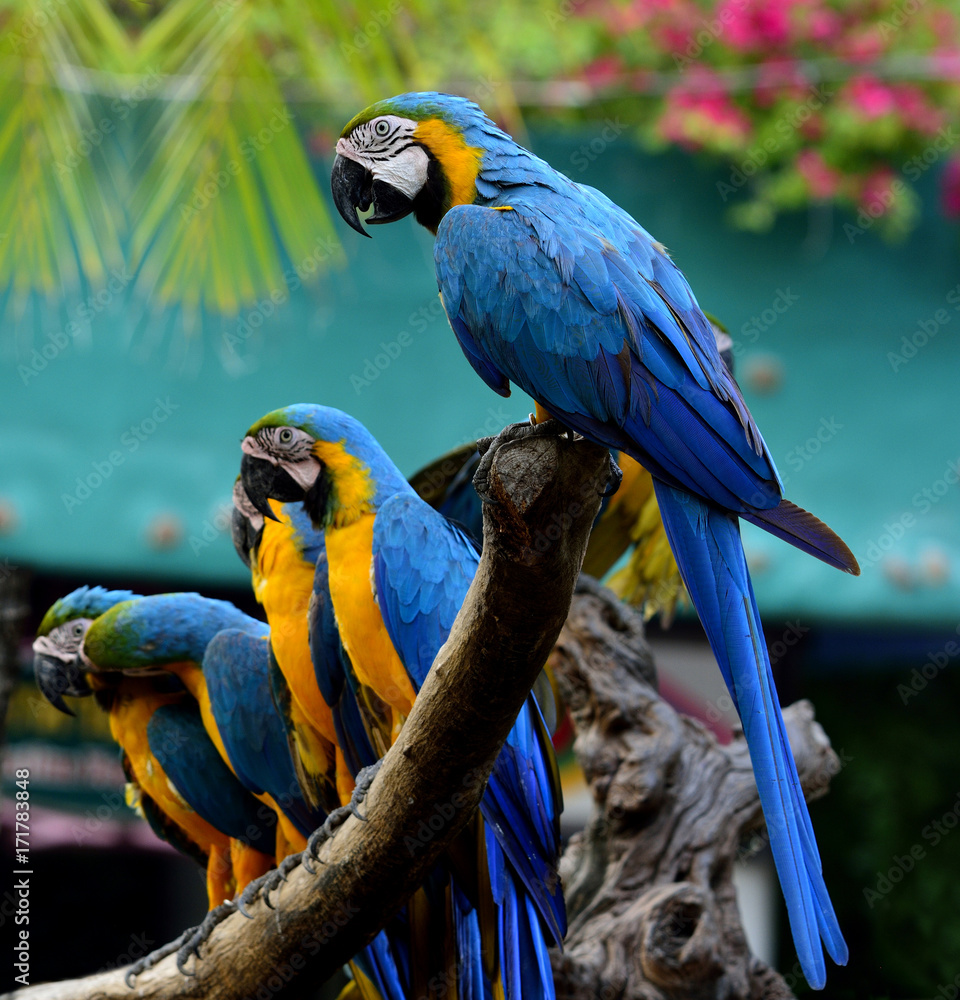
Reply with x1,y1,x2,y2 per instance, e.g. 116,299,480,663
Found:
549,578,842,1000
3,429,611,1000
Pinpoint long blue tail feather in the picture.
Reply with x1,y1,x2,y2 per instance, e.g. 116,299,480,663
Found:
653,480,847,989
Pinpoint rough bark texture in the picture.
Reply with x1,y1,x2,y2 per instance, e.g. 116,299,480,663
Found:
3,429,611,1000
549,578,841,1000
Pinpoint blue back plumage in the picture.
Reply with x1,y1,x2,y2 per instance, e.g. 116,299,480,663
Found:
370,460,566,951
148,700,277,847
373,494,477,690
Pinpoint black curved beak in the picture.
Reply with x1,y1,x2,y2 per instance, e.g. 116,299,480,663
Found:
331,154,373,237
231,504,263,569
34,653,91,716
240,453,304,521
331,154,416,233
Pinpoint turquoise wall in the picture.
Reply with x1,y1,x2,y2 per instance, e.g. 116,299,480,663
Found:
1,133,958,624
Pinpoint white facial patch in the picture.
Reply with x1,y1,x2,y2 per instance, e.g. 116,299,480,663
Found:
376,145,429,200
243,427,321,489
337,114,428,199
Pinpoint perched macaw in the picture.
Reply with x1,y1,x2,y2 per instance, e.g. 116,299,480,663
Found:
37,588,408,1000
232,483,460,1000
241,404,564,1000
32,588,275,905
78,592,320,860
232,483,388,771
330,93,858,988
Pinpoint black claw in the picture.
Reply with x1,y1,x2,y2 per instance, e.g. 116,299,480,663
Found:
349,761,382,821
602,454,623,497
262,854,299,907
236,892,256,919
174,901,237,974
125,931,191,986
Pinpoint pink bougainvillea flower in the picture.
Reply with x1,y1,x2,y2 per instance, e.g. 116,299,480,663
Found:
754,57,809,105
941,156,960,217
646,0,702,56
659,79,752,152
802,5,842,43
796,149,840,199
719,0,797,51
837,27,887,64
580,54,623,91
845,75,897,119
892,84,945,135
931,47,960,82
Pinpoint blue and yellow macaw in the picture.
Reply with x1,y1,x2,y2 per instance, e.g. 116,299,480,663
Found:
32,588,276,905
37,588,407,1000
234,482,471,1000
232,483,388,774
330,93,858,989
78,592,320,861
240,404,564,1000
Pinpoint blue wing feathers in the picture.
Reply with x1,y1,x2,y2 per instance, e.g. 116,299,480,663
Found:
203,629,320,837
373,491,566,974
147,701,275,846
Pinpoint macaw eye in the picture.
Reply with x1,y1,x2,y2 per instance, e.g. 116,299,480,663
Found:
72,622,85,637
278,428,294,444
374,119,390,137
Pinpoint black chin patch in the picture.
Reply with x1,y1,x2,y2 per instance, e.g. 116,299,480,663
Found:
367,179,415,225
302,473,331,530
413,156,447,233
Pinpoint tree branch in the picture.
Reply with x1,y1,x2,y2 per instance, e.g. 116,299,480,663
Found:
6,430,611,1000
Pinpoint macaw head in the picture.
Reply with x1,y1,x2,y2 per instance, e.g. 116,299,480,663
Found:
240,403,409,530
331,91,501,236
33,586,138,714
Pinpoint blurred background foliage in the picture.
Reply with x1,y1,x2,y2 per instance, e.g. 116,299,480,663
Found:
2,0,960,320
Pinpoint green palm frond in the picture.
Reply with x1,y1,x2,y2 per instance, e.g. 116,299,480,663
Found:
0,0,581,322
0,0,126,301
129,0,342,314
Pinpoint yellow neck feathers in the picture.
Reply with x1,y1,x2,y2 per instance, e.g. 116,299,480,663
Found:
414,119,483,210
311,440,376,527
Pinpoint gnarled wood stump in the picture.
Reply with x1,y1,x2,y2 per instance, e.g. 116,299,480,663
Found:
550,578,841,1000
